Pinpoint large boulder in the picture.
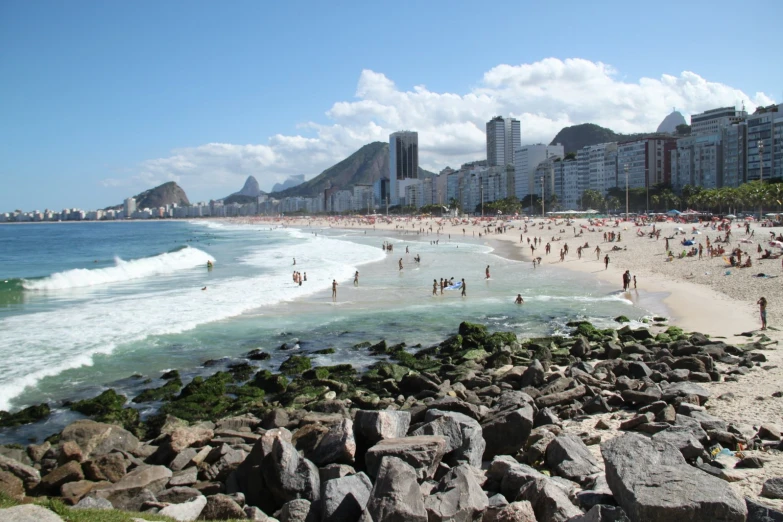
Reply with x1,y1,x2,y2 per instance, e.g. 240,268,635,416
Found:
481,406,534,460
483,500,537,522
353,410,411,443
0,504,65,522
159,494,207,521
545,435,601,486
59,420,139,459
199,493,246,520
278,499,315,522
516,476,583,522
322,472,372,522
262,434,320,508
364,456,427,522
37,460,84,495
602,433,746,522
93,464,172,511
411,409,485,467
306,418,356,466
82,453,127,483
569,504,631,522
364,436,447,481
424,464,488,522
0,470,25,501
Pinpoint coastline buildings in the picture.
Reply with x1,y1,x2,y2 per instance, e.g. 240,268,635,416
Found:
513,144,564,200
486,116,521,167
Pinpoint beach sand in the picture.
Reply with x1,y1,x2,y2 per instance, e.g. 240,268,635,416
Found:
231,213,783,507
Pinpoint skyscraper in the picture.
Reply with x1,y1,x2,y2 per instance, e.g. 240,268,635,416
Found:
486,116,521,167
389,131,419,204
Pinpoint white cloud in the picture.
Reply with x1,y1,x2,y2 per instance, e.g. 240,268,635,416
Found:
114,58,775,199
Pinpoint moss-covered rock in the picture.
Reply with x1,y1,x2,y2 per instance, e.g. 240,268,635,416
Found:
374,362,410,381
529,343,552,363
460,349,489,362
303,367,331,380
246,349,271,361
159,372,235,422
666,326,685,339
228,362,255,382
575,322,599,338
655,333,672,343
368,340,388,355
392,350,441,372
132,375,183,403
312,348,336,355
253,370,289,394
353,341,372,349
279,355,312,375
70,389,142,435
438,335,463,354
653,316,668,322
485,331,518,351
0,403,51,428
614,315,631,323
458,322,489,348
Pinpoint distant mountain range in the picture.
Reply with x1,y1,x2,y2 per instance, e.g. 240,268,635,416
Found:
272,174,306,193
271,142,435,199
105,181,189,210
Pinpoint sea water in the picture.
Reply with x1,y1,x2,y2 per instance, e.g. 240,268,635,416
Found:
0,220,658,443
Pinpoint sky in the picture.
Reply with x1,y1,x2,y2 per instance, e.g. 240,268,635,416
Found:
1,0,781,212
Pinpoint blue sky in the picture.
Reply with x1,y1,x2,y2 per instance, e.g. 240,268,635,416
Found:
1,0,780,212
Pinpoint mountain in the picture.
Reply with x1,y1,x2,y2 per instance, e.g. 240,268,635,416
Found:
549,123,659,154
223,176,266,205
657,111,687,133
106,181,190,210
272,174,306,193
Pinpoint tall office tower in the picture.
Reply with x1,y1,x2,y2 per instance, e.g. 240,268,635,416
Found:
513,143,564,200
486,116,521,167
389,131,419,204
691,106,747,136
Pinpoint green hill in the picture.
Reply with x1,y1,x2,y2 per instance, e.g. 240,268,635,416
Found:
105,181,190,210
550,123,658,153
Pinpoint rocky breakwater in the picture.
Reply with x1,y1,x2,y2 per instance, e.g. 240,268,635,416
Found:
0,320,782,521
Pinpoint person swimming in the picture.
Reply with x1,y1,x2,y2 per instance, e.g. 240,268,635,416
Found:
515,294,524,304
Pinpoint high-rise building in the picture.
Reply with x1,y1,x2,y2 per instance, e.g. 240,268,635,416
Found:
722,122,747,188
691,106,747,137
124,198,136,218
389,131,419,204
513,143,564,200
671,134,723,192
746,104,783,182
486,116,521,167
617,137,677,190
578,143,619,195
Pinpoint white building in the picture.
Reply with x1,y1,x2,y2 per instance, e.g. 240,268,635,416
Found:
691,106,747,137
513,143,564,200
579,142,618,195
671,134,723,191
746,104,783,182
124,198,136,219
486,116,521,167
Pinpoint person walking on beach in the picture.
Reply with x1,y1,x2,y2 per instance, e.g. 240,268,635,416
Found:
398,258,403,271
633,275,637,289
604,254,610,270
757,297,768,330
595,245,601,260
332,280,338,301
461,279,466,297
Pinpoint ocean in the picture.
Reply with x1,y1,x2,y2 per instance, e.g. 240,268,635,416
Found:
0,220,659,443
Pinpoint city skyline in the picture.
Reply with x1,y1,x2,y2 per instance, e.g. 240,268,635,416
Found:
1,1,781,211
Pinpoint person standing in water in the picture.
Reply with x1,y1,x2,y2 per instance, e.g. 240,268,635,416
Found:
461,278,466,297
332,280,338,301
432,279,438,296
604,254,610,270
354,271,359,286
399,258,403,271
515,294,524,304
485,265,490,279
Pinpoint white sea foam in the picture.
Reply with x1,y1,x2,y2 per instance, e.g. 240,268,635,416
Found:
23,247,215,291
0,231,385,410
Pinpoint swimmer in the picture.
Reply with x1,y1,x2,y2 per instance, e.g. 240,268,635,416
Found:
515,294,524,304
202,286,207,291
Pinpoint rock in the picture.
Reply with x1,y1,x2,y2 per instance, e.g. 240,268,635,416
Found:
545,435,601,486
661,382,710,404
424,464,488,522
159,495,207,522
38,460,84,495
516,477,583,522
199,493,247,520
262,434,320,507
61,479,108,505
758,425,782,440
306,418,355,466
536,386,587,408
169,448,198,472
762,477,783,500
158,486,202,504
168,427,214,454
354,410,411,443
619,413,653,431
688,410,728,432
364,456,428,522
170,467,199,486
27,442,51,463
412,409,485,468
651,427,705,460
59,420,139,459
202,447,246,482
94,464,172,511
322,471,372,522
278,499,315,522
0,454,40,490
73,496,114,510
58,441,84,464
745,497,783,522
520,360,546,388
483,500,537,522
0,470,25,501
365,436,447,481
481,406,534,460
569,504,631,522
602,433,746,522
0,504,65,522
82,453,127,482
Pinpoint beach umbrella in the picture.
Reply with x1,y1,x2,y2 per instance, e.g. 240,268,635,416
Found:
667,210,681,215
725,214,736,219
